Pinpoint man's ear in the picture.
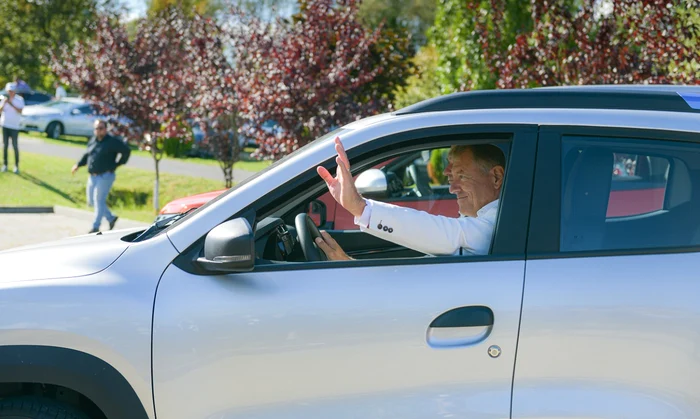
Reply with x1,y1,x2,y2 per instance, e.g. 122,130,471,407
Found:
491,166,505,189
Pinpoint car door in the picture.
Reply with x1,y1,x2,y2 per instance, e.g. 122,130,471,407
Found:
64,105,95,136
513,126,700,418
153,125,537,419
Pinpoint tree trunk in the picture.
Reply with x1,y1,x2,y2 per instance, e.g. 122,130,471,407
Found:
153,153,160,214
225,166,232,189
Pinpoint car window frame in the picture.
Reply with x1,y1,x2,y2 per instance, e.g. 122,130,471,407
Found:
527,125,700,259
172,124,538,275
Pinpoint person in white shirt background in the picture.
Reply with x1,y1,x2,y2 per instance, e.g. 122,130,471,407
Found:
315,137,506,260
54,82,67,100
0,82,25,174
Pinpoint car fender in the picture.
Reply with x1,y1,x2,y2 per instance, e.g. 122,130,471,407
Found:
0,345,149,419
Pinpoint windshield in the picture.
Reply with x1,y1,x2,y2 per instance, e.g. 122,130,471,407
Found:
41,100,79,111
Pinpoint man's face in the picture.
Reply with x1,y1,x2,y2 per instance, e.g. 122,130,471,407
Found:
443,147,503,217
94,123,107,139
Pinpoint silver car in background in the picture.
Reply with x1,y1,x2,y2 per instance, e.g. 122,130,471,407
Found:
19,98,119,139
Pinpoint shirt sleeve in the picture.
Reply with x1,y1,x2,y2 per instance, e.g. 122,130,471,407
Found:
115,137,131,166
76,140,90,167
356,199,495,256
353,198,373,228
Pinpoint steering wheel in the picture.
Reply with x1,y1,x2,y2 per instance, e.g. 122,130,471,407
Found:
294,213,328,262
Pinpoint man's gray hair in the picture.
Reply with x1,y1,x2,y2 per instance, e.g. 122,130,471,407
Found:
94,119,107,129
452,144,506,173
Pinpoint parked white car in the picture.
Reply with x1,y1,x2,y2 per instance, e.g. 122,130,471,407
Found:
1,85,700,419
19,98,131,139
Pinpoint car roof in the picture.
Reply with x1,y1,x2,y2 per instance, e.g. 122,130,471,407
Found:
395,84,700,116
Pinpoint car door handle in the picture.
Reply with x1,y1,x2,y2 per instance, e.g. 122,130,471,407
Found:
426,306,494,348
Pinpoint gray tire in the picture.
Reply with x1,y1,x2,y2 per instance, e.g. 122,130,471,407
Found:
46,122,63,139
0,396,90,419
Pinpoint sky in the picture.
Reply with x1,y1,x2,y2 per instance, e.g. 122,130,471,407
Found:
122,0,147,21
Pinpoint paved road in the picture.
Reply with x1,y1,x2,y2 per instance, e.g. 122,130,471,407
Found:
0,207,149,252
19,134,256,183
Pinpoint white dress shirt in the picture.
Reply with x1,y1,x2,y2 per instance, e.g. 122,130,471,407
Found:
354,198,499,256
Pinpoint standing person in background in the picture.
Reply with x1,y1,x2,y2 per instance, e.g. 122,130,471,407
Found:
72,119,131,233
0,82,25,174
14,78,29,91
54,82,67,99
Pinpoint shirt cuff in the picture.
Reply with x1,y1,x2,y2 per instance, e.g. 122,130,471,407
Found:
354,198,373,228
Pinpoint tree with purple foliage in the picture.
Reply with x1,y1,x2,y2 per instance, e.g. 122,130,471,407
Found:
231,0,411,160
184,12,246,188
52,8,200,213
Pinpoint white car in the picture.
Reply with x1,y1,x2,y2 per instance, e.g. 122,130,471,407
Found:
19,98,131,139
2,85,700,419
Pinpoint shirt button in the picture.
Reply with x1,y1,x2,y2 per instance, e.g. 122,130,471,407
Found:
383,226,389,232
388,228,393,233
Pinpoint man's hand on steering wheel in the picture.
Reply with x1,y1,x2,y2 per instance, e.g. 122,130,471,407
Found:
315,231,353,261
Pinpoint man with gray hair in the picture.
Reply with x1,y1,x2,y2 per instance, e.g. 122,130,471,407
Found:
0,82,25,173
72,119,131,233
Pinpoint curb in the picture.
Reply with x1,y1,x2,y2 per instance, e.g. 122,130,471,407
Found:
52,205,96,222
0,206,150,228
0,207,54,214
53,206,150,228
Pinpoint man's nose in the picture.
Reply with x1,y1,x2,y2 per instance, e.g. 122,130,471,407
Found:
443,163,451,177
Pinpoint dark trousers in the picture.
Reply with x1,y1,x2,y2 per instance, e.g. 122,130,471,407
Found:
2,127,19,167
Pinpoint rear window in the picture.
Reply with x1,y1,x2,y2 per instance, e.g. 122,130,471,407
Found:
560,136,698,252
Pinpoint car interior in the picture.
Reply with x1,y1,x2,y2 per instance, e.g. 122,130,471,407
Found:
250,142,510,265
560,137,700,252
252,148,454,264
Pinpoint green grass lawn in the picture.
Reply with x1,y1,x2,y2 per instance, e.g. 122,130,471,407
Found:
20,131,272,172
0,151,226,223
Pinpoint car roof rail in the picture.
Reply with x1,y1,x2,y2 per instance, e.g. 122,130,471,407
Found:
395,85,700,115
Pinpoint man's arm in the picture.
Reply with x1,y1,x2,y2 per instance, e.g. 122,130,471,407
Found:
6,97,23,113
114,137,131,166
72,140,91,174
357,199,494,256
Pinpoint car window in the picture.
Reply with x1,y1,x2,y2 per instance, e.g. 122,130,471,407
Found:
561,136,697,252
42,100,76,111
260,140,513,263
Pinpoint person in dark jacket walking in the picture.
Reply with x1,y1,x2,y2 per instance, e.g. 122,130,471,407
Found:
72,119,131,233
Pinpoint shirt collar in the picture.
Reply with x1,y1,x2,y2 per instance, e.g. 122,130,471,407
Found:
476,199,499,218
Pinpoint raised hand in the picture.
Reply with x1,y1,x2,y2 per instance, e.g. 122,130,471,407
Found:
316,137,366,217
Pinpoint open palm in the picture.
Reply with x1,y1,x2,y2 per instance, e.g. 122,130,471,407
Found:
317,137,365,217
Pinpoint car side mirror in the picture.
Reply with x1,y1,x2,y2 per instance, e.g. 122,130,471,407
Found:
196,218,255,273
355,168,388,199
308,199,327,227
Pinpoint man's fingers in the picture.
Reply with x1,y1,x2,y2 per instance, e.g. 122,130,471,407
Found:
314,237,332,254
317,166,335,184
334,137,351,170
336,156,351,180
320,230,338,249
